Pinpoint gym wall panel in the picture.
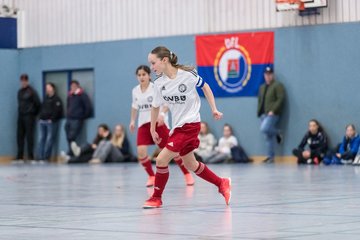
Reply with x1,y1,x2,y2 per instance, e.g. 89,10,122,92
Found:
12,0,360,47
276,22,360,156
0,50,19,156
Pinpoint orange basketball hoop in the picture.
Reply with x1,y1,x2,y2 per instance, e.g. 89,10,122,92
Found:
298,1,305,11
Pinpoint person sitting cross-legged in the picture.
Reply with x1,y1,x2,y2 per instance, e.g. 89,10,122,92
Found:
293,119,328,165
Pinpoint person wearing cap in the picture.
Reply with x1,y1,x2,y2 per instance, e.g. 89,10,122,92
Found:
16,74,41,161
65,80,92,156
257,67,286,163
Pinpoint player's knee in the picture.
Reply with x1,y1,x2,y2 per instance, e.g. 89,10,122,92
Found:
183,160,193,171
137,147,147,159
156,156,170,167
182,157,198,171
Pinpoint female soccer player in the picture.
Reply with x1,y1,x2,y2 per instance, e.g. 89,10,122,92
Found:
130,65,195,187
143,47,231,208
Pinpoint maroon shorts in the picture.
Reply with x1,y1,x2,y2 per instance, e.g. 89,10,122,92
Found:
137,122,169,149
165,122,201,156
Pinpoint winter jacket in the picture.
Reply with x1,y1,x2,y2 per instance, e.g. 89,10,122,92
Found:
257,80,285,117
18,86,41,116
339,134,360,157
39,94,63,122
298,130,328,158
67,88,92,120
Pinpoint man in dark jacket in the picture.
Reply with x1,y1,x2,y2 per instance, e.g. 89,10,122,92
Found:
37,82,63,161
257,67,285,163
65,80,92,155
16,74,41,161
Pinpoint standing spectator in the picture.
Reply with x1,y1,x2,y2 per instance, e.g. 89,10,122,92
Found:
65,80,92,155
194,122,217,162
323,124,360,165
257,66,285,163
205,124,238,164
293,119,328,165
37,83,63,162
16,74,40,161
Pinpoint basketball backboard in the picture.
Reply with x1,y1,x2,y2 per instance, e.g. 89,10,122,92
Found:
275,0,327,13
303,0,328,9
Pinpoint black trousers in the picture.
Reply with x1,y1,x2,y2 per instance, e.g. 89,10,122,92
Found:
293,148,324,164
67,144,93,164
65,119,83,155
17,114,36,159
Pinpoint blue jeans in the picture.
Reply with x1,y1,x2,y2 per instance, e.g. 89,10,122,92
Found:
260,114,280,159
37,120,58,160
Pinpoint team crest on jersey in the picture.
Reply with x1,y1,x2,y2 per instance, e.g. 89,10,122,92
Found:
147,96,153,102
213,37,252,93
178,84,187,93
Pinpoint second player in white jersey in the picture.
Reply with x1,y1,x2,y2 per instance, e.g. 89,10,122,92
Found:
132,82,169,128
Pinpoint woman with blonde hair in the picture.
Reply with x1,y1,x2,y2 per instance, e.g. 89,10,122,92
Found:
110,124,132,162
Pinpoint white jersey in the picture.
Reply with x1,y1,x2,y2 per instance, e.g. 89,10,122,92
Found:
132,82,169,128
217,136,238,156
152,69,205,133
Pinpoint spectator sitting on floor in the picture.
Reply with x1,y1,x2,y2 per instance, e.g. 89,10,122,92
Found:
61,124,111,164
204,124,238,164
108,124,135,162
194,122,217,162
293,119,328,165
323,124,360,165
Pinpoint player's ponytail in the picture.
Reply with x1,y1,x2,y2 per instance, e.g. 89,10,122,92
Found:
151,46,194,71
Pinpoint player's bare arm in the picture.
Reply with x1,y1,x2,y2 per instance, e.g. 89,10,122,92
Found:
150,106,161,144
129,107,138,133
201,82,223,120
